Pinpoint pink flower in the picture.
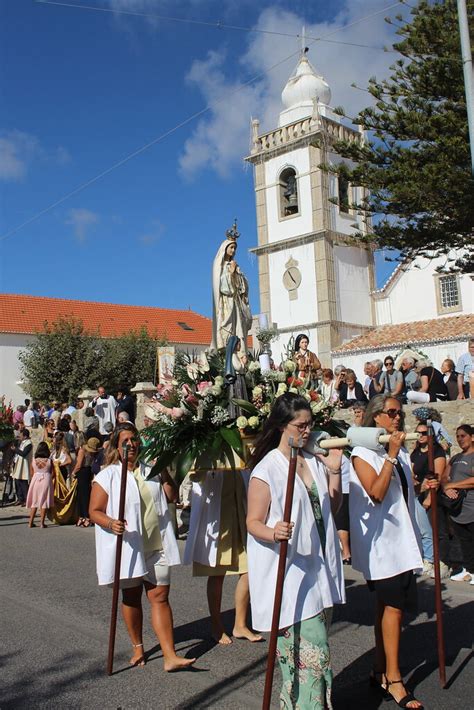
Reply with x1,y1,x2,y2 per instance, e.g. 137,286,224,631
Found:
197,381,213,394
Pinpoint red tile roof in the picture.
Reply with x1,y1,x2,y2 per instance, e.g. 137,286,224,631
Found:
332,314,474,354
0,294,212,344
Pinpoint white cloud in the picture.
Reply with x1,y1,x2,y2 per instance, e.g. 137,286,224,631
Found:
0,130,71,181
138,218,165,246
179,1,401,178
66,208,99,243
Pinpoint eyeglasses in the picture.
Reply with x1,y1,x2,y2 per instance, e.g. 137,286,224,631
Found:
289,421,312,432
382,408,403,419
417,430,428,435
384,361,394,366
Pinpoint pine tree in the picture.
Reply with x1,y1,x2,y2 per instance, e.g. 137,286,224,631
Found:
331,0,474,271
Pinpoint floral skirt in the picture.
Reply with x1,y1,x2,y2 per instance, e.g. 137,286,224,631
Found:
276,611,332,710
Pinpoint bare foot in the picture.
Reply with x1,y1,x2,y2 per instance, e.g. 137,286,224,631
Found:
233,626,264,642
40,523,48,528
164,655,196,672
28,523,36,528
129,646,145,667
212,629,233,645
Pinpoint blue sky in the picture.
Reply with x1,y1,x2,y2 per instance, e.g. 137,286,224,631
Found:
1,0,404,318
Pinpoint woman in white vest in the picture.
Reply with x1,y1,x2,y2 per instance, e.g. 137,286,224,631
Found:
89,423,195,671
247,393,345,709
350,394,429,709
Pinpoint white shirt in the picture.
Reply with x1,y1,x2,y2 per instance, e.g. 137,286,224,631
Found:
93,395,118,435
93,462,180,585
183,469,250,567
248,449,345,632
349,446,422,580
23,409,35,427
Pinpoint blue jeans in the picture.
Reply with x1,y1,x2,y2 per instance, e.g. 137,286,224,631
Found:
415,498,434,563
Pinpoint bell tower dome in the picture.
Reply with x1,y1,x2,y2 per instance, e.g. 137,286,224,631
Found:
279,54,331,127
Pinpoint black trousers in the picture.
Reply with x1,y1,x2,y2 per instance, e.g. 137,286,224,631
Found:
428,503,463,568
450,520,474,574
76,466,93,518
15,479,29,504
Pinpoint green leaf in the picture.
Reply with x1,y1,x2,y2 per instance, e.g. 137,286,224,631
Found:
220,439,236,471
144,449,175,479
220,426,244,459
231,399,260,416
175,447,195,482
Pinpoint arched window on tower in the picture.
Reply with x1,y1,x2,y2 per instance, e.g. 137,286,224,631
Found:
279,168,299,218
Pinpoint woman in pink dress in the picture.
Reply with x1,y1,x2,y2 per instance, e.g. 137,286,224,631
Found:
27,442,55,528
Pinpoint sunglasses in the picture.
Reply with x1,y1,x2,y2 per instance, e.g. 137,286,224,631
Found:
417,430,428,435
382,408,403,419
384,361,394,366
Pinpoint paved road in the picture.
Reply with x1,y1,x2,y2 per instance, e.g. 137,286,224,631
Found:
1,506,472,709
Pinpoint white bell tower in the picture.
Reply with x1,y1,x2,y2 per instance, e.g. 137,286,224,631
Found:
246,48,376,365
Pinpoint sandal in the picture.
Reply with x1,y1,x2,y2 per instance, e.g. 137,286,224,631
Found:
384,678,424,708
129,642,145,668
82,519,91,528
369,670,390,699
76,518,84,527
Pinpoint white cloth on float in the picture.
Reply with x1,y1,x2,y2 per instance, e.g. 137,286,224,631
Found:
349,446,422,580
247,449,345,633
94,461,180,585
183,469,250,567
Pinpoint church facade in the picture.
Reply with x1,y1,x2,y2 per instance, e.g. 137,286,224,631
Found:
246,52,473,374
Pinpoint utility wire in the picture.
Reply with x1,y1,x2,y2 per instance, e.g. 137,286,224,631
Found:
35,0,402,52
1,1,405,242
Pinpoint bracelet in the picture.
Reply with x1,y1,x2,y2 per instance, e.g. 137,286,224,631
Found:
273,530,278,542
108,519,113,530
384,454,398,466
326,467,342,475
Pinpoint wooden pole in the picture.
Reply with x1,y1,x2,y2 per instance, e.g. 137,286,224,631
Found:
426,420,447,688
106,442,129,676
262,436,301,710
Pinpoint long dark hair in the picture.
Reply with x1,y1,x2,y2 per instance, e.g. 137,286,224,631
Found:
35,442,51,459
294,333,309,351
249,393,311,469
105,422,140,466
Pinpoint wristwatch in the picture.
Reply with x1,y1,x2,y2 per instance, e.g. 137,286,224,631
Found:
384,453,398,466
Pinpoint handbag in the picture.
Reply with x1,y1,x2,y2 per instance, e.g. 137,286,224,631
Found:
439,489,466,517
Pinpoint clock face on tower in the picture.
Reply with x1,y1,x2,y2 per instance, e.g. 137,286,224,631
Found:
283,265,302,291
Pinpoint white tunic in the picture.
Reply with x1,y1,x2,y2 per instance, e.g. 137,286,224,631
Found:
183,469,250,566
349,447,422,580
247,449,345,633
94,462,180,586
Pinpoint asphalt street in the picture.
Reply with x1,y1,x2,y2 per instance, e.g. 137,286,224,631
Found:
1,506,472,709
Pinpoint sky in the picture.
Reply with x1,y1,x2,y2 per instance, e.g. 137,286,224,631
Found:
0,0,407,318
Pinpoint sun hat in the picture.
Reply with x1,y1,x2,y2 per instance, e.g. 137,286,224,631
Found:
84,437,101,453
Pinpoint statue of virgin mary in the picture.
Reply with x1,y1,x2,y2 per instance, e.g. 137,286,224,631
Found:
210,221,252,352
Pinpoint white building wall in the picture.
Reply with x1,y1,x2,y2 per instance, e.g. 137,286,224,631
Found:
375,256,473,325
264,149,313,244
333,245,373,326
327,151,364,236
332,340,468,386
268,243,318,331
0,333,35,405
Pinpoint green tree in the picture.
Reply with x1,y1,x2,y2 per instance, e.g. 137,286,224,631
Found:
100,328,164,393
331,0,474,271
19,318,104,403
19,318,165,403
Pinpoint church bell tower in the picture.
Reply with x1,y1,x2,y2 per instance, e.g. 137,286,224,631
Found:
245,49,376,365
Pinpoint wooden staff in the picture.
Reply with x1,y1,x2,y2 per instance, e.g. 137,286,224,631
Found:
107,442,129,676
426,420,446,688
262,436,302,710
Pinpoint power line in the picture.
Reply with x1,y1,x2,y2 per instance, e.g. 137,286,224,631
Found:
35,0,402,52
1,1,404,241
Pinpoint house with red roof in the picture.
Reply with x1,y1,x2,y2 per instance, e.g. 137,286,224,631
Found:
0,294,212,404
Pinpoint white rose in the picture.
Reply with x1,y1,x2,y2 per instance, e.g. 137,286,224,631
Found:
289,387,298,394
248,416,260,428
283,360,296,373
252,386,263,397
214,376,224,386
211,385,222,396
236,416,248,429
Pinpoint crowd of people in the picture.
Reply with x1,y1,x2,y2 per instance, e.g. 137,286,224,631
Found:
310,337,474,407
2,336,473,709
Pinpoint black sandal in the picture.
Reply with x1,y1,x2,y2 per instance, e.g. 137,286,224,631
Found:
369,670,390,700
385,678,424,708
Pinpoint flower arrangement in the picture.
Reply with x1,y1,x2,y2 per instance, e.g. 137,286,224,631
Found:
0,396,14,448
142,347,343,480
